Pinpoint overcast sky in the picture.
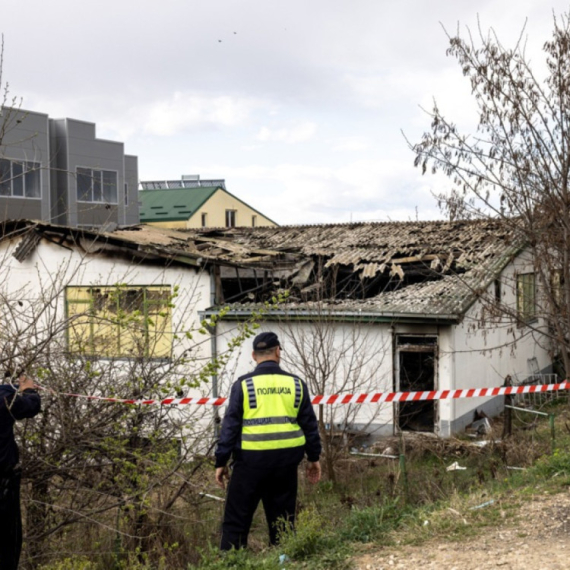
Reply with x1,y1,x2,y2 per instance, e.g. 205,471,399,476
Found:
2,0,568,225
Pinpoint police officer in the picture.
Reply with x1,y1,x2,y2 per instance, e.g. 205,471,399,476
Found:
0,372,41,570
215,332,321,550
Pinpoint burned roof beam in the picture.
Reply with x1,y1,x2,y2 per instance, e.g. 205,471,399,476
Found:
222,276,278,304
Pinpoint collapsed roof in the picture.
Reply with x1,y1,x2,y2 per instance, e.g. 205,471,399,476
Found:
196,220,522,322
4,218,522,323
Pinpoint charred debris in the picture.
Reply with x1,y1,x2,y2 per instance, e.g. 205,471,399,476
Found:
190,220,519,311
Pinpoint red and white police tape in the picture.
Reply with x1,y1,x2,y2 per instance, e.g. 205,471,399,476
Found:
42,380,570,407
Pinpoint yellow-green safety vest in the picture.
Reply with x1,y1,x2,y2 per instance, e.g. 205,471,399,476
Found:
241,374,306,451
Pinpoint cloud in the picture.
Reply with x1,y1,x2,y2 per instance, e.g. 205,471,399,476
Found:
21,90,266,140
9,0,566,230
141,92,260,136
256,122,317,144
331,136,371,152
213,158,444,225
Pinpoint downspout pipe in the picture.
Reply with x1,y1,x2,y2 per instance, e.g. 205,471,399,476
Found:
210,268,220,438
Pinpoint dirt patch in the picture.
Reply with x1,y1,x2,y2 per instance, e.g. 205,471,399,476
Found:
352,491,570,569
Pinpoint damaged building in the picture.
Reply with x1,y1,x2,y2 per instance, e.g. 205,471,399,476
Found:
0,218,553,437
196,219,552,437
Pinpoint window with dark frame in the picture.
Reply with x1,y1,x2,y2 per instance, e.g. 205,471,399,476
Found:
516,273,536,323
225,209,236,227
201,212,207,227
124,183,128,206
0,159,41,198
76,167,118,203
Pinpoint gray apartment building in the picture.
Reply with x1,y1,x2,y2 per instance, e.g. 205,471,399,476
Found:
0,106,139,227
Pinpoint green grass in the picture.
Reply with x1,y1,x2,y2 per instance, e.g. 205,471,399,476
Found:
192,404,570,569
39,400,570,570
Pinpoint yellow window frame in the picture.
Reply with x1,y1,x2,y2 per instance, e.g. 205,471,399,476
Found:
65,285,172,358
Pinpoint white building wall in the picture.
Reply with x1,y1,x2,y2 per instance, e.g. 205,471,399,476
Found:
437,326,456,437
0,237,211,385
448,251,552,433
215,319,395,437
0,235,225,455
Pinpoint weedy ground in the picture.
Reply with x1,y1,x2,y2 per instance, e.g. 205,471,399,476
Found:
36,398,570,570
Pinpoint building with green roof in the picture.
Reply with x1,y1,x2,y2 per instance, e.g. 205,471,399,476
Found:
139,176,277,229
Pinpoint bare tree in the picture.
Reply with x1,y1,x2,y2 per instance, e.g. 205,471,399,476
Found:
0,227,260,569
411,13,570,374
278,308,390,483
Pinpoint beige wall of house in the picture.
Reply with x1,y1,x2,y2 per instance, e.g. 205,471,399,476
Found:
144,189,276,229
188,189,276,229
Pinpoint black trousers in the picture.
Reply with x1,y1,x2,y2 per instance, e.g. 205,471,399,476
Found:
0,471,22,570
220,462,298,550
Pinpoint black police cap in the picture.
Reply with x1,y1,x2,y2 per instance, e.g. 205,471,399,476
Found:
253,332,281,351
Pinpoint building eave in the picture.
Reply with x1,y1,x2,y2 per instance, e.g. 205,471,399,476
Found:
199,307,460,325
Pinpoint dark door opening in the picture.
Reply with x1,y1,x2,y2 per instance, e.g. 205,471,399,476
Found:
396,336,437,433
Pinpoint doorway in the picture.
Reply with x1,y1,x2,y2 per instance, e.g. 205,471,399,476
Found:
395,335,438,433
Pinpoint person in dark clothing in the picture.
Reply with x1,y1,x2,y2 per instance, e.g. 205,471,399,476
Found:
215,332,321,550
0,373,41,570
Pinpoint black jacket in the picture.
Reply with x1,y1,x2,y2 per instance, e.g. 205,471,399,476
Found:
0,384,41,470
215,361,321,469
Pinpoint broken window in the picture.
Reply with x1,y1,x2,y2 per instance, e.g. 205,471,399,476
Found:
66,285,172,358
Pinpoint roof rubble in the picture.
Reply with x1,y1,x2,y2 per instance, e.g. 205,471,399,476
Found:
2,218,523,322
